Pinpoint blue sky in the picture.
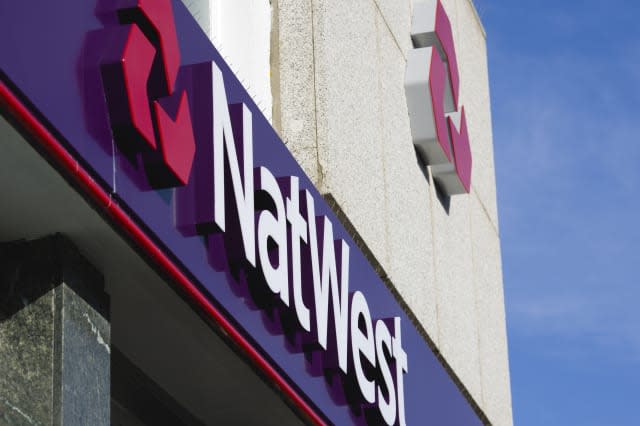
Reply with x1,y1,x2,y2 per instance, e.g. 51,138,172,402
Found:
473,1,640,425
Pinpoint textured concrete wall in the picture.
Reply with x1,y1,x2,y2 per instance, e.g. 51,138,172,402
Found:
271,0,512,424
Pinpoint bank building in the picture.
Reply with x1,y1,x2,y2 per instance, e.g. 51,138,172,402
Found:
0,0,511,424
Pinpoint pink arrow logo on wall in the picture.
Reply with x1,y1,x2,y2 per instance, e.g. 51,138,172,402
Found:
405,0,472,195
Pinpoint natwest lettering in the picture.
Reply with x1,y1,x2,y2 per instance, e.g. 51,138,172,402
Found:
212,61,410,423
189,61,410,424
101,2,410,423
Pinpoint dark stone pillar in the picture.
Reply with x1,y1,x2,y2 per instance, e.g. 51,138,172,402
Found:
0,234,110,425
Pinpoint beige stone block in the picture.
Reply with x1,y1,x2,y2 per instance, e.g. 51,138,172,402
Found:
455,0,499,229
311,0,389,265
271,0,320,183
471,194,513,426
373,0,412,56
376,11,439,343
430,180,484,405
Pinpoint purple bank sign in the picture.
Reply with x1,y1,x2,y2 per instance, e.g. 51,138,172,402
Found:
0,1,482,425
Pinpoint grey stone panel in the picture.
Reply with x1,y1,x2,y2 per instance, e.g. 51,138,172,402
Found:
0,291,53,425
0,235,110,426
57,285,110,425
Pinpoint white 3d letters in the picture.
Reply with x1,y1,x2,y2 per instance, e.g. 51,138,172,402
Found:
209,63,409,424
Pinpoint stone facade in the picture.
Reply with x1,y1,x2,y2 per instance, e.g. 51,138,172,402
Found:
270,0,513,424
